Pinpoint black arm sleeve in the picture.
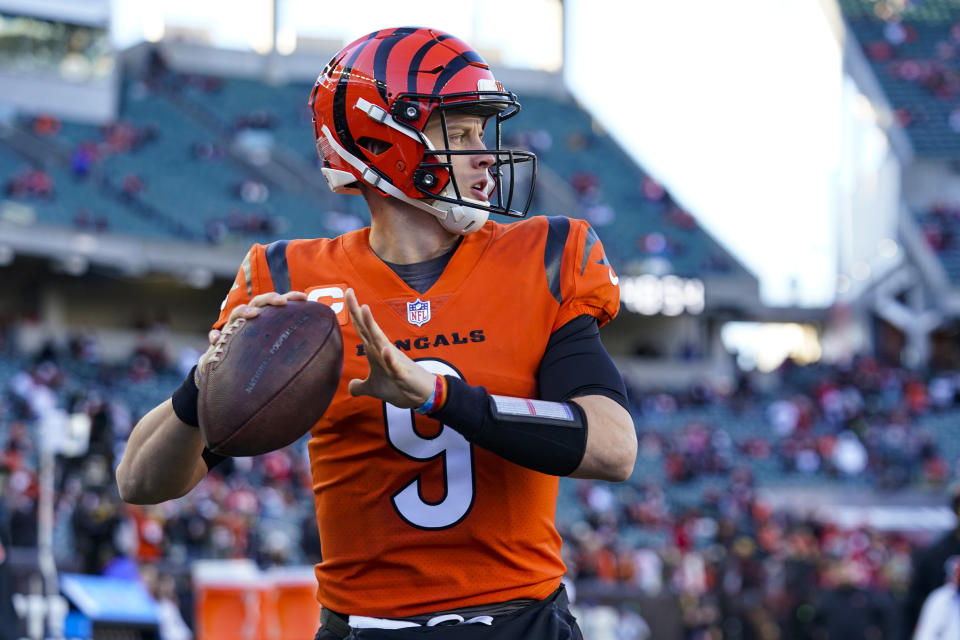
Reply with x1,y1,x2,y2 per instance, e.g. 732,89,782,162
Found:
429,314,628,476
538,314,628,410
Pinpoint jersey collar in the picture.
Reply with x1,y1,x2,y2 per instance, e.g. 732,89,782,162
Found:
341,222,495,302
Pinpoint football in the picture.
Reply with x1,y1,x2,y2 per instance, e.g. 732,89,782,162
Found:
198,300,343,457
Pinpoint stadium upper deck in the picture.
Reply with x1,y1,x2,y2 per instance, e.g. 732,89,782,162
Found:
839,0,960,157
0,44,755,293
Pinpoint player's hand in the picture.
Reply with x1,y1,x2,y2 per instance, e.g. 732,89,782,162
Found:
345,288,436,408
198,291,308,378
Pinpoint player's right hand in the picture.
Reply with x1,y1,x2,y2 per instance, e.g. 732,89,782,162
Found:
345,288,436,408
197,291,307,379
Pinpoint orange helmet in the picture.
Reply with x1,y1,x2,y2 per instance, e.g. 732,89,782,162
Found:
309,27,537,234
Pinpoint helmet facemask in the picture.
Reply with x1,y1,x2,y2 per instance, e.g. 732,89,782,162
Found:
409,91,537,222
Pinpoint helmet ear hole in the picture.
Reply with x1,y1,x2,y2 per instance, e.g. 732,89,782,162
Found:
414,169,439,190
357,137,393,155
392,101,421,121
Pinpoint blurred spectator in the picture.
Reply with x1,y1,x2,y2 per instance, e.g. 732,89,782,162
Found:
565,131,589,151
121,173,146,199
903,488,960,637
912,555,960,640
73,207,109,233
0,470,19,640
146,47,169,83
31,114,61,137
190,142,224,161
70,143,96,178
139,565,193,640
71,488,122,574
102,121,158,154
4,168,54,200
235,179,269,204
235,110,276,131
204,210,278,243
616,604,651,640
832,431,868,476
569,171,600,200
812,558,897,640
640,177,666,203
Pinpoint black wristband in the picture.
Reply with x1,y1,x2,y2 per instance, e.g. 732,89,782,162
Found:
171,365,200,428
201,448,227,470
430,376,487,438
431,376,588,476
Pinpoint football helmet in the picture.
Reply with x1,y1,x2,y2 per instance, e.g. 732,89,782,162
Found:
309,27,537,234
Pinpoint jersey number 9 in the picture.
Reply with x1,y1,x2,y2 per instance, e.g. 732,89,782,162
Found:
384,359,475,529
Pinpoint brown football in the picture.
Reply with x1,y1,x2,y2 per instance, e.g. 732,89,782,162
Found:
198,300,343,457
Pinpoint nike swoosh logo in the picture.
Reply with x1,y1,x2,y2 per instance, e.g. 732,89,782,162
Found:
609,269,619,286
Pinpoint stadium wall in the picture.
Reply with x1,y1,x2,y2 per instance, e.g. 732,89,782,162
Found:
903,159,960,209
2,253,227,363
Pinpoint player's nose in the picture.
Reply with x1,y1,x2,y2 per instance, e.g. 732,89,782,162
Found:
472,148,495,170
469,130,494,169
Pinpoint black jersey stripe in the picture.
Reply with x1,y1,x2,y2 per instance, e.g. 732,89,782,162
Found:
374,27,417,105
265,240,291,294
544,216,570,304
581,225,601,275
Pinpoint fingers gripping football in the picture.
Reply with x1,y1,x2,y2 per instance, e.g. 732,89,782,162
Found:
198,291,308,378
345,288,436,408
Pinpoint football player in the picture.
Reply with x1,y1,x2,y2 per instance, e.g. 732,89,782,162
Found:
117,26,637,640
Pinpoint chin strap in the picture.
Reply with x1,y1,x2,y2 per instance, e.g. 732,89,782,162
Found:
320,125,489,235
431,194,489,235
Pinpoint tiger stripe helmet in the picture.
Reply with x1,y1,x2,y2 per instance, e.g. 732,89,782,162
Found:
309,26,537,235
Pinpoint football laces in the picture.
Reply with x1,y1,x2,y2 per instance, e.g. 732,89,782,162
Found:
209,317,246,365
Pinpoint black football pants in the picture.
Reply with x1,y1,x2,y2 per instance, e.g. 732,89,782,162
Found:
313,586,583,640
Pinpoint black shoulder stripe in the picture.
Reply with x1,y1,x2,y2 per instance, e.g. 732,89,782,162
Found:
265,240,291,294
581,224,612,275
580,225,600,275
374,27,417,105
544,217,570,304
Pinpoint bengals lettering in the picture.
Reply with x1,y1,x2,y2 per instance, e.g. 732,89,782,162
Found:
356,330,485,357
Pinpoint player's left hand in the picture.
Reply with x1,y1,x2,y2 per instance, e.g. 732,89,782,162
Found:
345,288,436,408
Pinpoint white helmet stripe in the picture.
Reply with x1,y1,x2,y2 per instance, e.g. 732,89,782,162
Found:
354,98,429,146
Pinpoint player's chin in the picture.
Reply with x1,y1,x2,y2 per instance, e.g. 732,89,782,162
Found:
463,192,491,207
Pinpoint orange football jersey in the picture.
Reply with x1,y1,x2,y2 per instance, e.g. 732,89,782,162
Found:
213,216,619,617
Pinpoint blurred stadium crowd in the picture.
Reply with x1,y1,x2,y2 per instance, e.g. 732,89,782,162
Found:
1,317,958,639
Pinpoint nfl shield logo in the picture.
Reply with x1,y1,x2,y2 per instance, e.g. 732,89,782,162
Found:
407,299,431,327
